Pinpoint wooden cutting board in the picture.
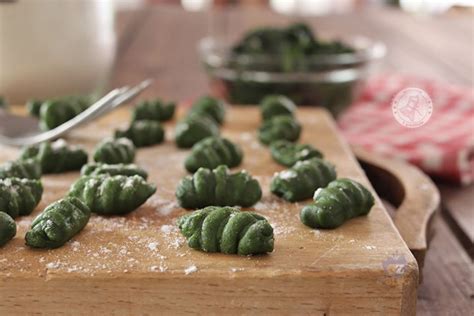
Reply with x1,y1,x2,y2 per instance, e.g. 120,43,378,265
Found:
0,107,418,315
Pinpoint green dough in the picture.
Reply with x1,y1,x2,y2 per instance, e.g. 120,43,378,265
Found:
300,178,375,229
39,96,91,130
232,27,282,54
177,206,274,255
25,197,91,249
20,139,88,174
0,212,16,247
93,138,135,164
270,157,336,202
232,22,354,72
0,96,7,109
260,95,296,121
189,96,226,125
185,136,243,173
270,140,323,167
26,99,43,117
176,165,261,209
0,158,42,180
258,115,301,145
132,99,176,122
175,113,220,148
0,177,43,218
68,175,156,215
115,120,165,147
81,163,148,179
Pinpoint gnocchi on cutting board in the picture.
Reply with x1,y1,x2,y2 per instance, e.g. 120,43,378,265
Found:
0,104,418,315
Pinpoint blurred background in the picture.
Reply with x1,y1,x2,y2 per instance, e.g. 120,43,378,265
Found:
112,0,473,102
1,0,472,103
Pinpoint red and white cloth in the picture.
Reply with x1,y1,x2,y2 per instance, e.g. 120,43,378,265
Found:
338,74,474,185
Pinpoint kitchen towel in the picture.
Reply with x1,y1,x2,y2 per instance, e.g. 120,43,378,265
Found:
338,74,474,185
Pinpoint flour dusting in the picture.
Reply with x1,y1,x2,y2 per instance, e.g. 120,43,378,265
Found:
184,265,198,275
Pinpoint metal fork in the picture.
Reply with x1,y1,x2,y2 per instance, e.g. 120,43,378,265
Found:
0,79,152,147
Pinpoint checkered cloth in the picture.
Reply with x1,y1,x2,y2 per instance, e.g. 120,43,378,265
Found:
338,74,474,185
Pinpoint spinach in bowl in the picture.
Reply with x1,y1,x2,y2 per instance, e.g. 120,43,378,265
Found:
200,22,385,116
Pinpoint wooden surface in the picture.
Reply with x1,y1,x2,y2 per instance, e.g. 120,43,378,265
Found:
112,6,473,315
353,147,440,272
0,107,418,315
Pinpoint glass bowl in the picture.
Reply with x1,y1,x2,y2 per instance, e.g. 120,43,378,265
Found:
199,36,386,116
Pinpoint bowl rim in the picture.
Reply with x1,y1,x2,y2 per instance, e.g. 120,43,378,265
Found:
204,66,366,84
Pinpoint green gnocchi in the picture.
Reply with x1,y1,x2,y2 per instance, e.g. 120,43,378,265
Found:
0,212,16,247
178,206,274,255
185,136,243,173
93,138,136,164
26,99,43,117
270,157,336,202
39,96,91,130
20,139,88,174
176,165,261,209
0,96,7,109
260,95,296,121
81,163,148,179
68,175,156,215
132,99,176,122
0,158,41,180
0,177,43,218
189,96,226,125
25,197,91,249
300,178,375,229
175,113,220,148
258,115,301,145
115,120,165,147
270,140,322,167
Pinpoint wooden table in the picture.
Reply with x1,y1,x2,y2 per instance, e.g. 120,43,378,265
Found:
112,5,473,315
